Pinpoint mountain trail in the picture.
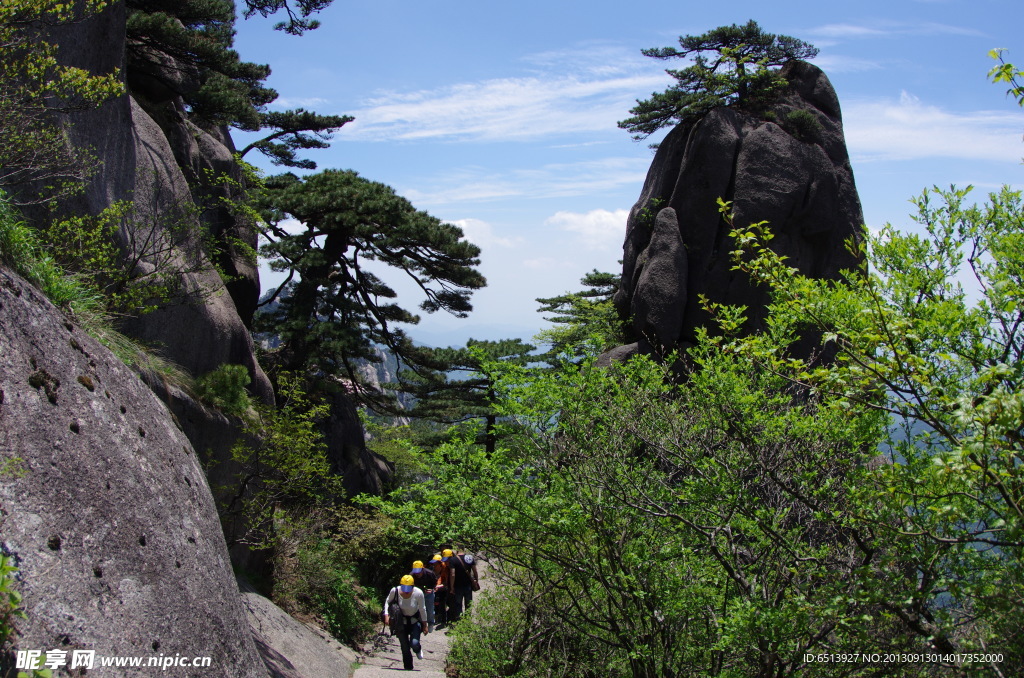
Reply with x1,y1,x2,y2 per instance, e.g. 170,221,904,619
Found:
353,557,493,677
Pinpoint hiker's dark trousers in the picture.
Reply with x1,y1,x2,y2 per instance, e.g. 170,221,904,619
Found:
435,589,448,625
397,616,422,670
449,585,473,622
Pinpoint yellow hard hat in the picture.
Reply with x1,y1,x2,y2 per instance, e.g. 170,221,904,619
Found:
442,548,453,558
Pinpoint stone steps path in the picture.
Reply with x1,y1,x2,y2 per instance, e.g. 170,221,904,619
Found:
352,621,453,676
353,557,490,677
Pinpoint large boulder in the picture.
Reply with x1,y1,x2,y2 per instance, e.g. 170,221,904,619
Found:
614,61,864,356
115,96,273,404
239,577,356,678
0,266,267,676
31,3,273,404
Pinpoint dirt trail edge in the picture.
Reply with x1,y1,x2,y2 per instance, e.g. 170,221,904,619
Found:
353,557,492,677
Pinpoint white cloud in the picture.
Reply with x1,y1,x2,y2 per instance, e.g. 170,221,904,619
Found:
401,157,650,207
810,54,884,74
342,74,667,142
844,92,1024,163
545,208,628,251
270,96,330,110
451,218,521,249
810,24,890,39
806,21,987,41
338,44,670,143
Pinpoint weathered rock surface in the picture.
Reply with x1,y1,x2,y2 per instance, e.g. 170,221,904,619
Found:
44,4,399,500
0,267,267,676
239,577,356,678
614,60,864,356
323,390,395,497
38,4,273,404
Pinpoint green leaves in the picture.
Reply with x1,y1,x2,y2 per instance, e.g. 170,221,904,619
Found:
722,184,1024,663
219,373,341,549
989,48,1024,107
0,1,124,201
381,182,1024,673
534,269,626,363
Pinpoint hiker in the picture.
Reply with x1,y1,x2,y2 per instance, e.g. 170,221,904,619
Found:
447,547,479,623
409,559,437,631
431,553,450,627
383,574,429,670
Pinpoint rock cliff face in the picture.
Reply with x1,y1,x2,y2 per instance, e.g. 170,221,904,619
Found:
614,61,864,357
0,267,267,676
37,4,392,501
44,3,273,405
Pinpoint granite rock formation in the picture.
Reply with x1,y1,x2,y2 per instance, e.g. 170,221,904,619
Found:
0,266,267,676
614,60,864,358
33,3,392,500
40,3,273,405
239,577,356,678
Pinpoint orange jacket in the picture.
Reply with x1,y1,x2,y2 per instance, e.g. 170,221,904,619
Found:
431,561,451,590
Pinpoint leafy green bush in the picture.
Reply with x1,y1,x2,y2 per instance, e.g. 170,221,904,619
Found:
0,554,23,656
271,508,384,645
217,375,343,548
0,196,98,315
196,364,253,417
447,574,611,678
446,585,526,678
782,109,822,142
0,555,54,678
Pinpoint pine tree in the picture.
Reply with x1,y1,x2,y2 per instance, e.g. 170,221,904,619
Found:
239,108,353,169
399,338,536,454
619,20,818,140
240,0,332,35
535,269,626,363
126,0,347,166
255,169,486,403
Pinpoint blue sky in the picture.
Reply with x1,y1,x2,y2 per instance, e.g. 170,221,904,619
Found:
233,0,1024,348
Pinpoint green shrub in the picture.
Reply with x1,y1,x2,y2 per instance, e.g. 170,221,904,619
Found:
218,375,343,548
0,554,23,655
0,196,106,320
272,509,380,645
0,555,54,677
196,364,253,417
782,108,822,142
446,577,609,678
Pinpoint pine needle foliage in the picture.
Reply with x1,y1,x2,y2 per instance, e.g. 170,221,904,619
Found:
619,20,817,140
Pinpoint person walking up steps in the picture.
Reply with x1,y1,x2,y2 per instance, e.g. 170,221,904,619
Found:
410,559,436,632
383,574,429,670
431,553,449,628
447,548,479,623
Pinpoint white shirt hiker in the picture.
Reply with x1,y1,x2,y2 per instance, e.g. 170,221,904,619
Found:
383,586,428,624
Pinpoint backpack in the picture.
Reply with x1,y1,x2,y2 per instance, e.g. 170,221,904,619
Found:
386,588,403,633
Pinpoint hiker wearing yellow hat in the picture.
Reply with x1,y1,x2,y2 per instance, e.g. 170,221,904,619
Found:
410,559,437,631
383,574,429,669
431,553,450,628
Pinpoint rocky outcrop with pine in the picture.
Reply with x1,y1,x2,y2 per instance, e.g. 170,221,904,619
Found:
614,61,864,357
